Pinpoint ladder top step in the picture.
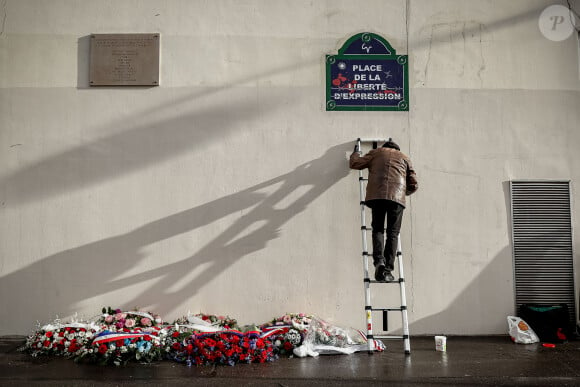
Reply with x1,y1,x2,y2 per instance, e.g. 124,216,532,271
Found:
357,138,392,142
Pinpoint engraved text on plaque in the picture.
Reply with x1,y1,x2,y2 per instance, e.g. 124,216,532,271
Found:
89,34,160,86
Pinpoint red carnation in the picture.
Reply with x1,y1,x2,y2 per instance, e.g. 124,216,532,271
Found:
98,344,107,354
283,341,293,351
45,331,53,338
172,342,181,350
143,335,151,341
43,340,51,347
172,331,180,338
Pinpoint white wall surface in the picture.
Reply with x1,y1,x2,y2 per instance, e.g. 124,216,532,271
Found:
1,0,579,335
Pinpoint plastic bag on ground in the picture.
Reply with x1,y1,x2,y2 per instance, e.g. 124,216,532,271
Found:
507,316,540,344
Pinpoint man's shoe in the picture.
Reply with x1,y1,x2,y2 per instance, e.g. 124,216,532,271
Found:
384,271,395,282
374,264,387,281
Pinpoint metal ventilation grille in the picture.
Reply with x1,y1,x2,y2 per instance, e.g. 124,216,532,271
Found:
510,181,576,325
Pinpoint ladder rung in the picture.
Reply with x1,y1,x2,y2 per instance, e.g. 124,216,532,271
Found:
360,228,397,233
368,279,401,284
370,307,404,312
374,335,407,340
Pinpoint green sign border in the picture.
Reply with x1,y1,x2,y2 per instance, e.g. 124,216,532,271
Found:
326,32,409,111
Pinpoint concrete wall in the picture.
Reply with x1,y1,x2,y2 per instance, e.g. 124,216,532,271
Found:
1,0,579,335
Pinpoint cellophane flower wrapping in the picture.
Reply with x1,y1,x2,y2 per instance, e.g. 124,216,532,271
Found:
300,316,369,354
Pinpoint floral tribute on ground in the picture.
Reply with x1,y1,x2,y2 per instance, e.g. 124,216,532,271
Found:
20,308,383,367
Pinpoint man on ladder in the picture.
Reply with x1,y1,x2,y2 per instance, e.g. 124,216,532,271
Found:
349,139,419,282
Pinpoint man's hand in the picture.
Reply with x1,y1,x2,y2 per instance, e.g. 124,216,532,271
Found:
353,144,360,153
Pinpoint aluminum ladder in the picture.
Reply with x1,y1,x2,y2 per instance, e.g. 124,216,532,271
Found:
355,137,411,355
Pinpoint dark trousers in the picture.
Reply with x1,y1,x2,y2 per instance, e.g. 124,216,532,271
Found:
368,199,404,272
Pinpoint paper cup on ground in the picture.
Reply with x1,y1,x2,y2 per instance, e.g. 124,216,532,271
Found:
435,336,447,352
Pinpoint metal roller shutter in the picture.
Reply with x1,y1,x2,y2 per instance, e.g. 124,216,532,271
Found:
510,180,576,325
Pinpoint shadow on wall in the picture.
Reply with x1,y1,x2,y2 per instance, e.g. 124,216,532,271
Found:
0,143,351,330
0,49,326,332
397,181,516,334
406,180,578,334
1,38,319,206
0,90,284,206
406,247,514,335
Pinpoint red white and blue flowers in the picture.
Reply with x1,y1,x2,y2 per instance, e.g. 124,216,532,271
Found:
20,308,382,367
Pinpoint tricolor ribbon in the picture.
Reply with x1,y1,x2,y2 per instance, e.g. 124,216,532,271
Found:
92,331,148,345
260,326,291,339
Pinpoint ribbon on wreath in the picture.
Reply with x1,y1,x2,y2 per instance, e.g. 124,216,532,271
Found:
92,331,149,345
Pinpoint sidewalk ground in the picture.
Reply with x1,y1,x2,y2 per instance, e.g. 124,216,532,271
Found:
1,335,579,386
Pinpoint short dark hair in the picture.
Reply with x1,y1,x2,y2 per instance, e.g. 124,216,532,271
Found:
382,140,400,151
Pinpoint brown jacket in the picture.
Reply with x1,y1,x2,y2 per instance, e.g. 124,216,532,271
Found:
349,147,418,207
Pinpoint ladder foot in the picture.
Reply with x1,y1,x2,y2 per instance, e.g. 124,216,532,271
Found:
405,350,411,355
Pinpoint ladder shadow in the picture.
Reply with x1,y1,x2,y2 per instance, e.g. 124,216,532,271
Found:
0,90,286,207
0,143,351,327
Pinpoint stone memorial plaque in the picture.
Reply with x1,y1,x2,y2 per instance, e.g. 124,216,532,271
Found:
90,33,160,86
